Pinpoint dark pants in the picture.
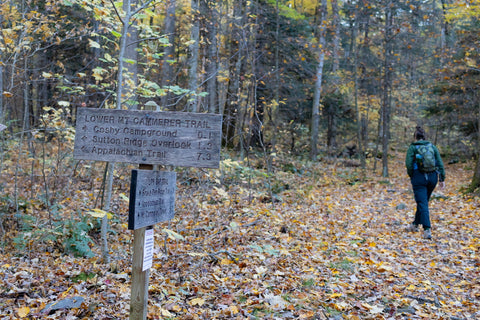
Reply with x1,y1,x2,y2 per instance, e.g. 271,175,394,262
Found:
411,170,438,229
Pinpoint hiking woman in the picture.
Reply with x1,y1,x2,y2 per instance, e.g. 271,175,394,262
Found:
405,126,446,239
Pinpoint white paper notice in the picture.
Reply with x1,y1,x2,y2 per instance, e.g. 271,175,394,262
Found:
0,124,6,132
143,229,154,271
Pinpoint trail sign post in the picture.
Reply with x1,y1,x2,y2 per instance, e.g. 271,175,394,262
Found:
73,108,222,320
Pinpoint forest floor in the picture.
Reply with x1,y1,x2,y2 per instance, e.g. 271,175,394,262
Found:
0,152,479,319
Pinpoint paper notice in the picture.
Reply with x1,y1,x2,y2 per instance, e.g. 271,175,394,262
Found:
143,229,154,271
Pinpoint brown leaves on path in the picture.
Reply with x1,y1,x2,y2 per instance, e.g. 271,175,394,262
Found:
1,155,479,319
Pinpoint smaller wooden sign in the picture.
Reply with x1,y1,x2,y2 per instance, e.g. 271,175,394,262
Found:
128,170,176,230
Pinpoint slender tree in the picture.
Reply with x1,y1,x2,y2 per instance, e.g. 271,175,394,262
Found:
380,0,394,177
123,0,139,110
310,0,327,160
160,0,176,110
205,0,218,114
102,0,154,264
187,0,200,112
0,6,4,123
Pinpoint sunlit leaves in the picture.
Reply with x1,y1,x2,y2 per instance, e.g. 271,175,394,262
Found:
162,228,185,241
111,30,122,38
16,307,30,318
88,39,102,49
92,67,108,81
87,208,113,219
445,0,480,23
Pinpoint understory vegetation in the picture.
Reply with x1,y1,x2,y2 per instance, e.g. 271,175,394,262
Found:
0,131,479,319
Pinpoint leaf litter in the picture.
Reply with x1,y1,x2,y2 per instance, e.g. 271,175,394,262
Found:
0,154,479,319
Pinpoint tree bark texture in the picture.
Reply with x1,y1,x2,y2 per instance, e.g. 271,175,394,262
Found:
223,0,246,148
205,0,218,114
187,0,200,113
123,0,139,110
469,103,480,193
161,0,177,110
310,0,327,161
381,1,394,177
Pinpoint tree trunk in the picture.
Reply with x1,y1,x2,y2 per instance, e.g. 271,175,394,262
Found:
160,0,176,110
326,0,340,156
325,103,337,154
104,0,147,264
0,64,3,124
310,0,327,161
246,0,262,150
187,0,200,113
123,0,139,110
331,0,340,74
267,0,280,164
439,0,449,50
222,0,246,148
0,11,3,123
216,2,229,118
469,103,480,193
470,155,480,194
352,4,366,172
205,0,218,114
233,0,254,155
381,0,394,177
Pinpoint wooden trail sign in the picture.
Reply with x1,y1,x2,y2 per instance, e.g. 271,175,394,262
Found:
74,108,222,168
128,170,176,230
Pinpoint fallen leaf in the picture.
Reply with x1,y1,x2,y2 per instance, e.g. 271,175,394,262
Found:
17,307,30,318
189,297,205,306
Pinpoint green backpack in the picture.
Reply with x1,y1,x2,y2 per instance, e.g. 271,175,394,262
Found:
415,143,436,173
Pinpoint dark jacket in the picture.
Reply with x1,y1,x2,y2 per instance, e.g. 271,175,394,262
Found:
405,140,445,182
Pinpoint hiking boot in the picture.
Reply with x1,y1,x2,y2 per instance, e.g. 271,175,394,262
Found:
406,224,419,232
423,229,432,239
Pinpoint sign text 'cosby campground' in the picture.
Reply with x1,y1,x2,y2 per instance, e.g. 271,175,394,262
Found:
74,108,222,168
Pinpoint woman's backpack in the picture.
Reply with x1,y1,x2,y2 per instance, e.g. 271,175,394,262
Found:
415,143,436,172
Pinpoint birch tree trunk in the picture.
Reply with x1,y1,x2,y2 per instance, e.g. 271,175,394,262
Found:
310,0,327,161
